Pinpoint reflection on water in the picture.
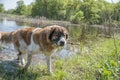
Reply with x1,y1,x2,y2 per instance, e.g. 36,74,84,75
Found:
1,18,119,59
0,18,29,32
0,18,79,59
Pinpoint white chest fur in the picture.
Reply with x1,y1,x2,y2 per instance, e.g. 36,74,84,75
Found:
28,36,40,53
28,28,40,53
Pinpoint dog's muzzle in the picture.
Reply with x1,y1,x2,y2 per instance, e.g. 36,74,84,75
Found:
57,37,66,46
59,41,65,46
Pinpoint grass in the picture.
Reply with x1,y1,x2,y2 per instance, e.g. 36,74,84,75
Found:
0,37,120,80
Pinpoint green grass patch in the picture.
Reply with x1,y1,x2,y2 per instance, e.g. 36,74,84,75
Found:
0,37,120,80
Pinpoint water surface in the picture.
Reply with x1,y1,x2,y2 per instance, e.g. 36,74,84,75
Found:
0,18,30,32
0,18,79,61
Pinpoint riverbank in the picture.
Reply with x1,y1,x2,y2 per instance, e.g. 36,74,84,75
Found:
0,13,71,27
1,13,120,28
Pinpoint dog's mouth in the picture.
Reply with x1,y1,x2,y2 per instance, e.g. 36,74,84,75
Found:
58,41,65,46
55,41,66,47
52,39,66,46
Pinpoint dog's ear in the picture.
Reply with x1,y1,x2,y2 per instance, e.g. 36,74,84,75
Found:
45,26,55,43
48,27,55,41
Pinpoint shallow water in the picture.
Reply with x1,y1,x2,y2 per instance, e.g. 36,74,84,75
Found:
0,18,78,55
1,18,119,60
0,18,30,32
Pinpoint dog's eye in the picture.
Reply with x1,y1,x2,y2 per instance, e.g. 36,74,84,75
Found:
54,34,59,37
55,33,61,37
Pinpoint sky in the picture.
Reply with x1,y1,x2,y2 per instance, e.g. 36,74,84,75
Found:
106,0,119,3
0,0,35,10
0,0,119,10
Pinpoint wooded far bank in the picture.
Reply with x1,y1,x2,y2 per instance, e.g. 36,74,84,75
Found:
0,0,119,25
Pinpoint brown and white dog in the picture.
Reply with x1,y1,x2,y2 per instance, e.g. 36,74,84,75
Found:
0,25,68,73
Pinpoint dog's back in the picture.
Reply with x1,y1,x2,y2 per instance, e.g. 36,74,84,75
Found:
0,27,35,44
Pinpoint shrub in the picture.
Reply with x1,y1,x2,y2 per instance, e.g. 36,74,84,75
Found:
70,11,84,24
96,60,119,80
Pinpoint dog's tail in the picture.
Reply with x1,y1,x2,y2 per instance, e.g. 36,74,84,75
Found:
0,31,13,43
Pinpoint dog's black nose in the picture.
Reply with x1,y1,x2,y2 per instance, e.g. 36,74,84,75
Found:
60,41,65,46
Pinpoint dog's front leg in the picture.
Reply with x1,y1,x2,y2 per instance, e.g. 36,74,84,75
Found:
46,55,52,73
17,52,26,67
24,51,32,70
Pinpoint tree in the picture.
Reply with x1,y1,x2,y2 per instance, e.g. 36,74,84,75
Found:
15,0,27,15
0,4,5,13
26,3,34,16
80,0,101,24
10,0,119,25
31,0,48,17
65,0,82,20
112,2,120,21
70,11,84,24
31,0,67,20
7,9,15,14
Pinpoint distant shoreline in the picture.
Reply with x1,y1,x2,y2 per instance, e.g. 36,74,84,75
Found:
0,13,72,27
0,13,119,28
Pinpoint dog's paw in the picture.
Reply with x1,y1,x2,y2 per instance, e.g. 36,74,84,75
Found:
14,60,25,69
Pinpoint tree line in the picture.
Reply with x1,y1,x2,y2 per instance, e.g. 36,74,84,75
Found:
0,0,120,24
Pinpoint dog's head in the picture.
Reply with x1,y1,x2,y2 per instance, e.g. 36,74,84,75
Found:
48,25,68,46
